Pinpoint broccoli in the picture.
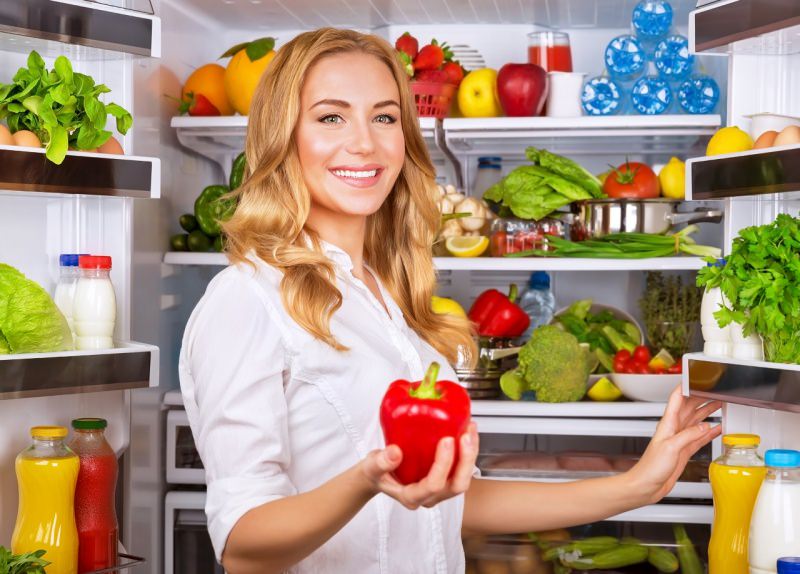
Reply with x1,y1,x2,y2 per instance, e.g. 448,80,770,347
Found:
516,325,592,403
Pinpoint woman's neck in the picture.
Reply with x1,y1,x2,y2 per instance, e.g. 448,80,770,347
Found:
306,204,367,274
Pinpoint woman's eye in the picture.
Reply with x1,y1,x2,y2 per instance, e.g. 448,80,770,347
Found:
375,114,397,124
320,114,344,124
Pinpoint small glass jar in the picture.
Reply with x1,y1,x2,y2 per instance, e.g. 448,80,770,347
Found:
489,218,564,257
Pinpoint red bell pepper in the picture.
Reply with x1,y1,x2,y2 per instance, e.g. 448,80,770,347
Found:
468,284,530,338
380,362,471,485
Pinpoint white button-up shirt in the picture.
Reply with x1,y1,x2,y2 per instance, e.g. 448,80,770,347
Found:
179,242,467,573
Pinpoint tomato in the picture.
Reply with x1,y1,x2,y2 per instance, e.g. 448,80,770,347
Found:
632,345,651,364
650,367,667,375
603,160,660,199
615,350,632,362
613,357,629,373
667,363,683,374
632,362,651,374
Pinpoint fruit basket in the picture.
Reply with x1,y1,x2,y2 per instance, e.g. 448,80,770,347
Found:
410,80,456,119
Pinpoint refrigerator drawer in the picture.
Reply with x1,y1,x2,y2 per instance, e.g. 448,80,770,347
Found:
166,409,205,485
165,491,222,574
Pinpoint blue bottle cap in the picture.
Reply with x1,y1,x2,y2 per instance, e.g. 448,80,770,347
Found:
765,449,800,468
478,156,502,163
529,271,550,289
59,254,80,267
778,557,800,574
706,258,726,268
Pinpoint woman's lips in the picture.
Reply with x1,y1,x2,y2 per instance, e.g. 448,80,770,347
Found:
329,167,384,188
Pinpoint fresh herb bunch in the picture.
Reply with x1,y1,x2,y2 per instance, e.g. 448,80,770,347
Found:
697,213,800,363
640,271,702,357
0,51,132,164
0,547,49,574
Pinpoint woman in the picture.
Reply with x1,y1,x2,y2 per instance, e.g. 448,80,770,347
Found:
179,28,721,574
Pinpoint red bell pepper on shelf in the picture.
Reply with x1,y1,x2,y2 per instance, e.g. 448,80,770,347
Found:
468,284,530,338
380,362,471,485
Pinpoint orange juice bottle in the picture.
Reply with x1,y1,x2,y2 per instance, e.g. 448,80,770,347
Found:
708,433,767,574
11,426,80,574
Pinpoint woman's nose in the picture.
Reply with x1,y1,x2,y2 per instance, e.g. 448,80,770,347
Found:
345,120,376,155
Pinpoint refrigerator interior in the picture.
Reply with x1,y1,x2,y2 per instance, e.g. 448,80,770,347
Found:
2,0,800,573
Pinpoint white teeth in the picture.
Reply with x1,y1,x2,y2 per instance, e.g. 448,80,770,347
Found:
332,169,378,179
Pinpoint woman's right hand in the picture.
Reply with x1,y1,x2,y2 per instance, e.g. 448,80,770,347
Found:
358,422,479,510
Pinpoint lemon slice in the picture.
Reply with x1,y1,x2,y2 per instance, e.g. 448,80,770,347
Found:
587,376,623,402
445,236,489,257
648,349,676,371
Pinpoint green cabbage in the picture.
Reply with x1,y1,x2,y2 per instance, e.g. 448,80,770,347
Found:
0,263,73,354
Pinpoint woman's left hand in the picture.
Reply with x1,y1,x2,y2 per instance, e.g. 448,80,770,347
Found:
629,386,722,504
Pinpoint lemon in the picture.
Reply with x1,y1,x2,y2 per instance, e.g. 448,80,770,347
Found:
431,296,467,318
587,377,623,402
648,348,676,371
445,235,489,257
659,157,686,199
706,126,754,156
224,45,276,115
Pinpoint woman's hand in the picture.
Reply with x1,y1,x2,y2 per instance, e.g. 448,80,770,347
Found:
359,422,479,510
629,386,721,504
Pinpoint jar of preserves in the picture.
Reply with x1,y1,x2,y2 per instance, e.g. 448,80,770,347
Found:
489,218,564,256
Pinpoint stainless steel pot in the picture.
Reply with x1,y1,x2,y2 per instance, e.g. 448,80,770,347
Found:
567,199,723,241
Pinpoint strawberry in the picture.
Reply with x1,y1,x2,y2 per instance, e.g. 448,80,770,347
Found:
179,92,220,116
395,32,419,60
442,61,464,85
415,69,449,83
414,39,453,72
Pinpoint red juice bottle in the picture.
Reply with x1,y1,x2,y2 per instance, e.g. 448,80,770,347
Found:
69,418,119,574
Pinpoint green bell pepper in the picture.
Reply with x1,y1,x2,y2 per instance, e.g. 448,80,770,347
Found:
194,184,236,237
230,152,247,190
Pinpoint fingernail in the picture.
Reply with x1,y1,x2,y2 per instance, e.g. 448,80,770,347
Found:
463,433,473,448
443,437,454,450
698,422,709,431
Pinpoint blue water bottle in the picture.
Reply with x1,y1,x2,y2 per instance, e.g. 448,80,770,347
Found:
678,74,720,114
632,0,674,46
631,74,672,114
654,35,695,81
604,35,646,82
581,76,623,116
778,557,800,574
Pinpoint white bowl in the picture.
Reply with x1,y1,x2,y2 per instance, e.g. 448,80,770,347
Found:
610,373,681,402
745,112,800,139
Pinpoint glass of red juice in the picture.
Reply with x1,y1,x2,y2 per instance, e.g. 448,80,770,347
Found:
528,30,573,72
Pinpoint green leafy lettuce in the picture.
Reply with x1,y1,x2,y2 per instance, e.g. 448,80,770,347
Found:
0,51,132,164
0,263,73,354
483,148,604,221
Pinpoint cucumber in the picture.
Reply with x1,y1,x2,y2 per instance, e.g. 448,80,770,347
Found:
542,536,619,561
562,544,648,571
673,524,703,574
648,546,679,573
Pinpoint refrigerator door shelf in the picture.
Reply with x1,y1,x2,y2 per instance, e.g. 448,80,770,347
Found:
0,145,161,199
0,340,159,400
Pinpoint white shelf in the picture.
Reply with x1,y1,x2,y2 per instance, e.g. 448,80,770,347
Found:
163,252,228,266
163,389,184,407
434,256,707,272
0,341,159,400
475,416,660,437
443,115,721,156
472,400,669,418
609,503,712,524
485,475,712,500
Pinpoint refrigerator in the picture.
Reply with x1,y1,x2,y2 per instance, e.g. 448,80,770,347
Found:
0,0,799,572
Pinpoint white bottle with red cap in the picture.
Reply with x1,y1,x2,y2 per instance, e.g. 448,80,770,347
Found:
73,255,116,350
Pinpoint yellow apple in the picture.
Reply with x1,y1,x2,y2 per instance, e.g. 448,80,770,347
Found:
457,68,502,118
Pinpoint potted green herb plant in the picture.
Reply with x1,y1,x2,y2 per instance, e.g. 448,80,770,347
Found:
0,51,132,165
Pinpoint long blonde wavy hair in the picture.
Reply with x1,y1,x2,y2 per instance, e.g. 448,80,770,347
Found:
223,28,476,366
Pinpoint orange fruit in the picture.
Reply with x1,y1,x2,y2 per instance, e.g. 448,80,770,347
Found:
224,49,275,115
182,64,233,116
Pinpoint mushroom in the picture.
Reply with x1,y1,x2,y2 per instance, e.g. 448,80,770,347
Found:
457,197,487,231
439,219,464,239
439,197,454,215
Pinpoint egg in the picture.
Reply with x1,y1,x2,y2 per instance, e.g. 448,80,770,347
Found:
0,124,13,146
774,125,800,147
97,136,124,155
753,130,778,149
12,130,41,148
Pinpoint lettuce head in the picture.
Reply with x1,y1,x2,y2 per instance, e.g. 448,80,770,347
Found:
0,263,73,354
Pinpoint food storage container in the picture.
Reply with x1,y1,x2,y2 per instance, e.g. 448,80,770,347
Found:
746,112,800,139
489,218,564,256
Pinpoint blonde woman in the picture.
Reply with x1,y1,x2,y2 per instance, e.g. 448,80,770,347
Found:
179,28,721,574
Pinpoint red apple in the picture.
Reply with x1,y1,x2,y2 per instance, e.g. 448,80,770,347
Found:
496,63,549,117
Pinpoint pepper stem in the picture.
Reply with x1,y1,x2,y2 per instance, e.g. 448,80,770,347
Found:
412,362,441,400
508,283,518,303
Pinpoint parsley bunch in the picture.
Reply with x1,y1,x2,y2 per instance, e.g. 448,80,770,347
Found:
697,213,800,363
0,51,132,165
0,546,49,574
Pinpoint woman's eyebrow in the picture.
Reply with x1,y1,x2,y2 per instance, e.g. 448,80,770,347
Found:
374,100,400,109
309,99,400,110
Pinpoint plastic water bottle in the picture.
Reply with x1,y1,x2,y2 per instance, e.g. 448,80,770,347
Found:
604,35,646,82
519,271,556,339
654,35,695,81
678,74,720,114
632,0,673,46
581,76,623,116
631,74,672,114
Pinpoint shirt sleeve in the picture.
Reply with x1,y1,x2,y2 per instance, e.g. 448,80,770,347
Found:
179,269,297,562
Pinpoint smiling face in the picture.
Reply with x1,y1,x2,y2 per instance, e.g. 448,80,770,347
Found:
295,51,405,224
